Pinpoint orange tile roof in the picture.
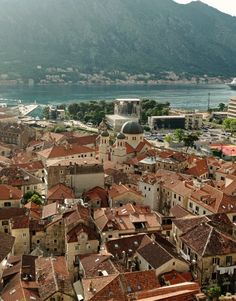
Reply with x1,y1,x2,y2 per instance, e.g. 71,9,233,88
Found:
108,183,142,199
47,183,75,201
0,184,23,200
38,143,95,159
36,256,74,300
11,215,29,229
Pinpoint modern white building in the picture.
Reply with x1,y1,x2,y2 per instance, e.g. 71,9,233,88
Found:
228,96,236,118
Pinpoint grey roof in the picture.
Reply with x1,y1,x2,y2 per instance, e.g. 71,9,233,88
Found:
117,132,126,139
101,131,109,137
121,121,143,135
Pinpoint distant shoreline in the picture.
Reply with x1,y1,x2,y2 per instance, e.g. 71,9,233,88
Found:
0,80,228,88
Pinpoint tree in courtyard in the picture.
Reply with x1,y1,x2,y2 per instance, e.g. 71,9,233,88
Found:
164,134,173,144
183,133,199,152
223,118,236,136
174,129,185,143
22,191,43,205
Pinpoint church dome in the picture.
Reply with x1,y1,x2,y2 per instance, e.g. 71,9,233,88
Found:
101,130,109,137
121,121,143,135
117,132,126,139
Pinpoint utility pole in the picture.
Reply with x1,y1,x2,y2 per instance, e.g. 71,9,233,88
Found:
207,92,211,111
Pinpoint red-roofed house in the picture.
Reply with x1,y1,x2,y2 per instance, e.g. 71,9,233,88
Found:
0,184,23,208
108,183,144,207
37,143,96,164
47,183,75,204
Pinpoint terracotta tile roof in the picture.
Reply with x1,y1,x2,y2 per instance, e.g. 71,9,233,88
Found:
79,254,118,277
125,142,135,154
83,274,125,301
66,134,98,146
47,183,75,201
163,178,193,198
0,207,27,220
11,215,30,229
13,160,44,171
25,202,42,220
37,143,95,159
190,183,236,213
157,150,187,163
0,184,23,200
170,205,193,218
106,234,152,258
134,281,203,301
173,213,234,236
125,153,147,166
83,186,109,207
174,213,236,257
46,156,100,167
11,151,38,164
82,270,159,301
140,169,191,185
41,131,65,143
0,167,42,187
185,158,208,177
67,222,99,243
162,270,193,285
137,233,186,269
1,274,40,301
94,204,160,233
137,242,173,269
64,205,90,229
0,232,15,262
42,202,59,219
36,256,74,300
180,221,236,257
108,183,143,199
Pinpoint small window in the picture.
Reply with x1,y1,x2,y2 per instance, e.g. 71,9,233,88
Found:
212,257,220,265
189,202,193,208
211,272,217,280
37,240,40,244
4,202,11,207
2,221,8,226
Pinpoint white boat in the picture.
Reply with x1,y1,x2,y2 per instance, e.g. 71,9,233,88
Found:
227,78,236,90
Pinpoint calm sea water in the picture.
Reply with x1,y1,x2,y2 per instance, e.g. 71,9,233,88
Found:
0,84,235,110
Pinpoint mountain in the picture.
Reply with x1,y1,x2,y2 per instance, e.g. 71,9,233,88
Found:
0,0,236,79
